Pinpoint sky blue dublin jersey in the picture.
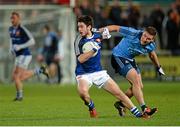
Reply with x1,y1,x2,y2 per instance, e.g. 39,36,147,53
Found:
9,25,32,56
112,26,156,61
74,32,102,76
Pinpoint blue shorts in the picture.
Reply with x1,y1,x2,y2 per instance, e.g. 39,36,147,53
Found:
111,55,140,77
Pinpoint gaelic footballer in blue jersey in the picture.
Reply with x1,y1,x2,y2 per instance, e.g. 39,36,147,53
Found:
99,25,165,117
9,12,49,101
74,15,144,118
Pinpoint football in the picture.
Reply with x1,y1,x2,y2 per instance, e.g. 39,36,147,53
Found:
82,41,99,56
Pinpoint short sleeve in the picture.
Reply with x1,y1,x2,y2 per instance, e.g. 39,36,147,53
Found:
119,26,139,37
146,42,156,53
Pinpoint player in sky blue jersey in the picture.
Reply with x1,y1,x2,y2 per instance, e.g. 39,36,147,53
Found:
98,25,165,117
9,12,49,101
74,15,146,118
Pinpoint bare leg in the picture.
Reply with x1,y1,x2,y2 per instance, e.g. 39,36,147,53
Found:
102,78,142,117
77,78,97,117
126,69,145,105
102,78,135,110
126,74,143,98
77,79,91,103
20,70,34,81
12,67,24,99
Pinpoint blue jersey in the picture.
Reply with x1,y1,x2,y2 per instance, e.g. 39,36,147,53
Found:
42,32,58,56
9,25,32,56
112,26,156,61
74,32,102,76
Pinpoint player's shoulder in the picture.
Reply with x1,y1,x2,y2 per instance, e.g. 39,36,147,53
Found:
74,33,83,46
93,32,101,38
121,26,140,33
75,33,82,38
120,26,140,38
49,31,57,37
19,25,26,31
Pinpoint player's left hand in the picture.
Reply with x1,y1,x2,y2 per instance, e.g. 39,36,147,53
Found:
13,44,21,51
102,27,111,39
91,42,101,53
156,66,165,76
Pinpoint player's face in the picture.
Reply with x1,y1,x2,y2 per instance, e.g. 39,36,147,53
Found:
140,31,154,45
11,14,20,27
78,22,91,37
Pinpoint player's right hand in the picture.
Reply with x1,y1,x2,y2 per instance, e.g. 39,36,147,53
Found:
102,27,111,39
13,44,21,51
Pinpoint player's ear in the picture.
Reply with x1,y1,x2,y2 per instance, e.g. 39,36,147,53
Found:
87,25,92,31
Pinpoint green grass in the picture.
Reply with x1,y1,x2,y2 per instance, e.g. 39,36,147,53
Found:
0,81,180,126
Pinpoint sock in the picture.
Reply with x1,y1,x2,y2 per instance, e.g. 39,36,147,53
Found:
130,107,142,117
85,100,95,111
16,90,23,98
140,104,147,111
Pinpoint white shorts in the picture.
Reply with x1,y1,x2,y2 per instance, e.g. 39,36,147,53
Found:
76,70,110,88
15,55,32,69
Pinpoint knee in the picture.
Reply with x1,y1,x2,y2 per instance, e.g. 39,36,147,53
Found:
131,77,141,89
19,75,24,81
14,76,20,83
12,74,18,81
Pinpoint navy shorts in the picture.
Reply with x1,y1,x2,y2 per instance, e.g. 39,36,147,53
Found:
111,55,140,77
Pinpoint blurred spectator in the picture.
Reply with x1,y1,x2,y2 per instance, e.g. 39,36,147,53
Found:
73,6,82,18
126,0,140,29
175,0,180,14
79,0,92,16
120,11,129,26
99,9,112,27
141,14,151,28
166,9,180,55
109,0,122,25
37,25,62,83
92,0,103,28
149,4,165,49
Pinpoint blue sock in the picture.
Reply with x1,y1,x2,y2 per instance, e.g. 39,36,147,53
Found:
130,107,142,117
85,100,95,111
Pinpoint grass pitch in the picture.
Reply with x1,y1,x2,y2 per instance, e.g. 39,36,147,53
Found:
0,81,180,126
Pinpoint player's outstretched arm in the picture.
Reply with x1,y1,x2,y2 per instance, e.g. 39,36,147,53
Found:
99,25,120,33
148,51,165,75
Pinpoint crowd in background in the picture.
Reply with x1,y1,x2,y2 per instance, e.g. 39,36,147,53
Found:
0,0,180,55
73,0,180,55
0,0,70,5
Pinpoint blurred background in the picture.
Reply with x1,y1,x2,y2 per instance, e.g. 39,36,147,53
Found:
0,0,179,84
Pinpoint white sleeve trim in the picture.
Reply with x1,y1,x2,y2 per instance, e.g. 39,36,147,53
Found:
18,25,35,49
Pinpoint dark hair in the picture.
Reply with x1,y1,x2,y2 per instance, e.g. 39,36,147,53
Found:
145,26,157,36
44,25,50,31
77,15,94,29
11,11,20,17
